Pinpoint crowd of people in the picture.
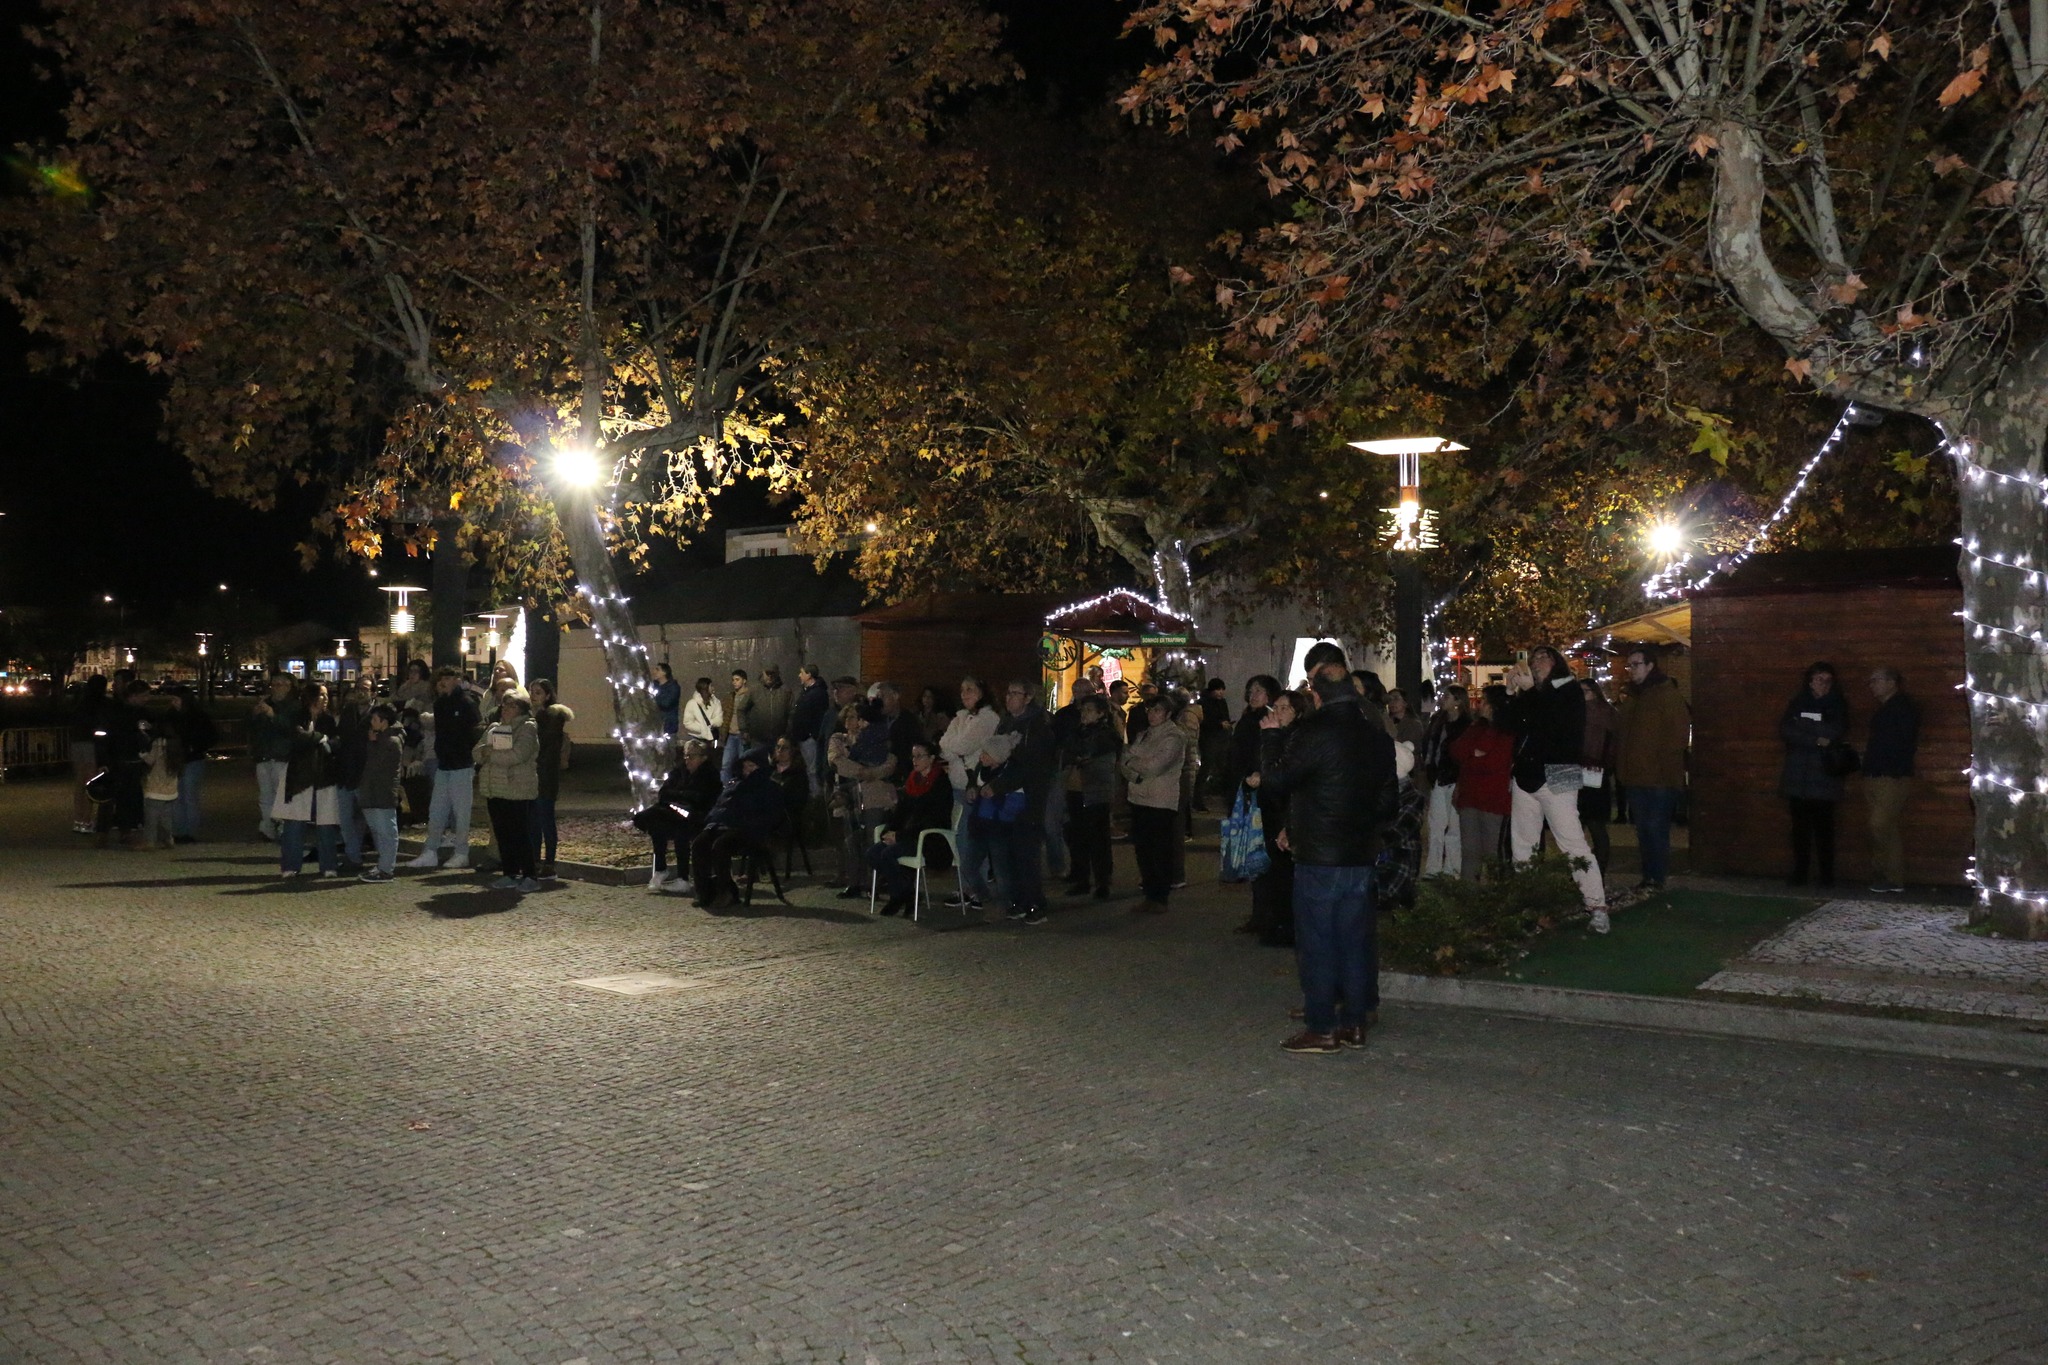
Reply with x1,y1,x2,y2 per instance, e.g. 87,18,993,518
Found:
67,637,1919,1043
72,660,574,893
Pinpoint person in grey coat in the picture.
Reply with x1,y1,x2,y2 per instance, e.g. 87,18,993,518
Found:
1779,661,1849,887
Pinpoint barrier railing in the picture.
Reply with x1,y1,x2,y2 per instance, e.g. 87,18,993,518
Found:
0,727,69,777
0,718,249,778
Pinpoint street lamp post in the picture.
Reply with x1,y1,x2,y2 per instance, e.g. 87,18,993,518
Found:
1348,436,1468,698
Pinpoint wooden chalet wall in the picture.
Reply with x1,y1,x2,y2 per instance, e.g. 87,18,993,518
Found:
857,594,1062,700
1691,583,1973,885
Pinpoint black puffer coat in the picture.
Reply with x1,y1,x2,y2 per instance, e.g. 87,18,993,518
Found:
1259,693,1398,867
1502,676,1586,793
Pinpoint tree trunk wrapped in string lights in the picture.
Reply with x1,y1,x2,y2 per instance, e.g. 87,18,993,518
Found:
1130,0,2048,935
4,0,1002,810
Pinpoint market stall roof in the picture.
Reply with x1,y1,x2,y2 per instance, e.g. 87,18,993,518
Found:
1586,600,1694,651
1043,588,1220,649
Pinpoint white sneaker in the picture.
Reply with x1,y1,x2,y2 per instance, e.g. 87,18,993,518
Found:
648,870,674,890
664,878,693,896
405,853,440,869
1589,909,1611,934
443,854,469,870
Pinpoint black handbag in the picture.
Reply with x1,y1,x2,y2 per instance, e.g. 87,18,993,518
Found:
1823,742,1861,778
84,768,116,804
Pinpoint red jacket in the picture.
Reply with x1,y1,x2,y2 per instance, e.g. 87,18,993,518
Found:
1449,720,1513,816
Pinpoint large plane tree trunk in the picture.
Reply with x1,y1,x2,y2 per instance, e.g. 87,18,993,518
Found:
1949,351,2048,938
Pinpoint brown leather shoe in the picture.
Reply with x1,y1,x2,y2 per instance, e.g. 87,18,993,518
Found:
1333,1025,1367,1049
1281,1030,1341,1054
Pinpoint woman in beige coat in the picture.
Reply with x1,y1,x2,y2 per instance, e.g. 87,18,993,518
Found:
473,690,542,891
1120,697,1189,913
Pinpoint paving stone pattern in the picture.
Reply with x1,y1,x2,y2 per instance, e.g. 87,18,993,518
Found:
1703,899,2048,1022
6,840,2048,1362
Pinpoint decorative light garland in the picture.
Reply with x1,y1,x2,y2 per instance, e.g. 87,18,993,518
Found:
1645,406,1860,600
1043,586,1180,627
577,583,670,800
1935,420,2048,918
1629,400,2046,921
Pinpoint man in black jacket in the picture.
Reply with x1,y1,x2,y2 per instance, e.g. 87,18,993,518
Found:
1261,643,1399,1054
1864,667,1920,893
982,680,1056,925
408,668,481,870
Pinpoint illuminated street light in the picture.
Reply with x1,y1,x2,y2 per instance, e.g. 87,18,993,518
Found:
381,585,423,637
334,638,350,659
553,445,604,488
1350,434,1469,696
1646,520,1686,559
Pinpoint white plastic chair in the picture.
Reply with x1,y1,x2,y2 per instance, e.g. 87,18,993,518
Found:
899,826,959,922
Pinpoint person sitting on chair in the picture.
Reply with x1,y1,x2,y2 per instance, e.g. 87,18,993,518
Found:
865,741,954,916
635,738,721,894
690,745,787,909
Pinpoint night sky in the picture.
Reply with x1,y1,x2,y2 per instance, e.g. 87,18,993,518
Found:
0,1,1132,641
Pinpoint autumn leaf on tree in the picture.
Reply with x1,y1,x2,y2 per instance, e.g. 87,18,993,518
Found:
1938,68,1984,106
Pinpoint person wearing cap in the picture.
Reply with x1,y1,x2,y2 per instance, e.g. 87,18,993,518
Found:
690,744,786,909
1260,642,1399,1055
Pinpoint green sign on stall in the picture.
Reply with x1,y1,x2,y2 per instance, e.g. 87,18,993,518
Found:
1140,632,1190,646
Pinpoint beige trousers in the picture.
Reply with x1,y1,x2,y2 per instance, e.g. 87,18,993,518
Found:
1864,775,1912,888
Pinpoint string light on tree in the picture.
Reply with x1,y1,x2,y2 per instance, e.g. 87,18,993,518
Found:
1645,406,1859,601
1933,417,2048,922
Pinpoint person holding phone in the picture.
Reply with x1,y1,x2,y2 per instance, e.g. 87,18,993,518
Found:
1500,646,1609,931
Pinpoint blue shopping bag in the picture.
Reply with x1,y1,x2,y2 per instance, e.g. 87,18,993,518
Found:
1218,783,1270,883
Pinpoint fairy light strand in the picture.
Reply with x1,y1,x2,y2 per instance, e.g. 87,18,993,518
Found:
1935,420,2048,917
1646,406,1859,601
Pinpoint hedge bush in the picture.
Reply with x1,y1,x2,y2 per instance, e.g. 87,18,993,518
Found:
1379,856,1586,976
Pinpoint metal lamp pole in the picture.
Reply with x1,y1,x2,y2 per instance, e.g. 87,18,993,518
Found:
1349,436,1467,697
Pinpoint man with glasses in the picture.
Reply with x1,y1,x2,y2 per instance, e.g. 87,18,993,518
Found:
1615,645,1691,892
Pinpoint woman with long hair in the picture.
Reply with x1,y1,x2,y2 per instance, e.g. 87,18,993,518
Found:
1418,683,1469,877
1241,687,1304,944
1779,661,1849,887
1501,646,1609,929
938,675,1001,911
275,681,342,878
1449,685,1514,881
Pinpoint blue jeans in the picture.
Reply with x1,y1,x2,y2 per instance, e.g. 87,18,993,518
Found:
362,807,399,875
1293,864,1377,1034
335,786,365,865
280,821,339,875
1628,785,1680,885
422,766,475,856
1041,786,1068,880
986,817,1044,912
529,796,558,864
174,758,207,838
952,797,992,900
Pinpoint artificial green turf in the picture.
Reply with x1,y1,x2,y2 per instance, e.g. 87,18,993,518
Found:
1476,890,1823,997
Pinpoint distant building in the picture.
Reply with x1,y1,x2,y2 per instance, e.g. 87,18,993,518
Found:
557,551,868,745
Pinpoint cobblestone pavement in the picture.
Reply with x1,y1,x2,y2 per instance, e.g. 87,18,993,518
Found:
5,771,2048,1363
1703,899,2048,1022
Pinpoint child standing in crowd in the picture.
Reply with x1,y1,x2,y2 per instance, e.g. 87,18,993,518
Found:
140,722,183,849
356,704,404,882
